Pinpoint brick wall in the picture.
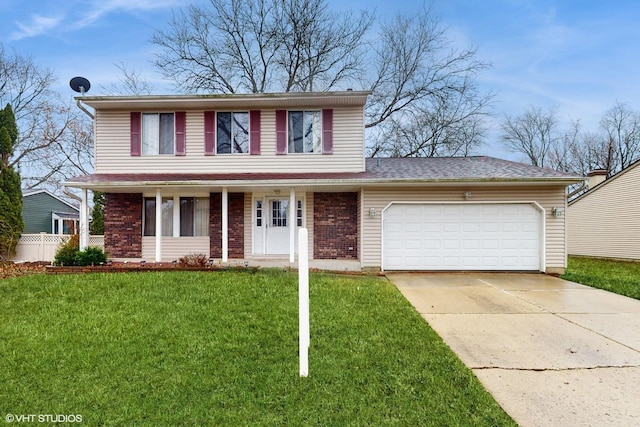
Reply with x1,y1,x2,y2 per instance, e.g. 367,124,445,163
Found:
210,192,244,259
313,192,358,259
105,193,142,258
228,193,244,258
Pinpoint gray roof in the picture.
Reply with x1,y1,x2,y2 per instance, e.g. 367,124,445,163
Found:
66,156,583,188
364,157,582,181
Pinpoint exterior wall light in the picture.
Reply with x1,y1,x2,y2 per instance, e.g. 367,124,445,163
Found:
464,192,472,200
552,207,564,217
369,207,376,217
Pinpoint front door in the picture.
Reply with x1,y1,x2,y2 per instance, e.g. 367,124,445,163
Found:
266,198,290,254
253,196,303,255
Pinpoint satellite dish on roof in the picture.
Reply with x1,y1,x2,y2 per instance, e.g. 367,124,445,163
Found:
69,76,91,95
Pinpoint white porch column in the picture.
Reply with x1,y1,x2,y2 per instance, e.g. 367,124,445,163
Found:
155,189,162,262
222,187,228,262
79,188,89,250
289,188,296,263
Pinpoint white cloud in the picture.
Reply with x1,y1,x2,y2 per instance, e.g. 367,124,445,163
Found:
10,14,63,40
78,0,184,28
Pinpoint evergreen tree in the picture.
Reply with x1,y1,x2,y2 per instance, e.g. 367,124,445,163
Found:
89,191,105,235
0,104,24,257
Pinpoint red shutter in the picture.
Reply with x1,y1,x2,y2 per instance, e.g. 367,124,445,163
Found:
204,111,215,155
275,109,287,155
249,110,261,155
322,109,333,154
175,111,186,156
130,112,141,156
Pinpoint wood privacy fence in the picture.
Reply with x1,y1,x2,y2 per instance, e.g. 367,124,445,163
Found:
10,233,105,262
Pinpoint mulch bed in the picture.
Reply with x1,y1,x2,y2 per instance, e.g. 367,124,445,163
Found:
0,262,49,279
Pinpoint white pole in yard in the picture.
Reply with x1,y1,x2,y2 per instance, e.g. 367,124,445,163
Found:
298,228,310,377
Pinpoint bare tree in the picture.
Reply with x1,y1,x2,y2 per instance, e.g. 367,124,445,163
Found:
600,101,640,174
0,44,93,193
500,106,559,167
101,62,156,95
152,0,372,93
152,1,492,156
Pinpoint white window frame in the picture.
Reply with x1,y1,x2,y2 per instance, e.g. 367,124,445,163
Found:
142,112,175,155
216,111,250,154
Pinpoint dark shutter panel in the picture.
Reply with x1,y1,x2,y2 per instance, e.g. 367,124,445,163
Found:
275,109,287,155
322,109,333,154
204,111,215,155
249,110,261,155
175,111,186,156
130,112,141,156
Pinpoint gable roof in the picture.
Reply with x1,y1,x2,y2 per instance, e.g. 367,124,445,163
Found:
66,156,582,190
569,158,640,205
23,189,79,212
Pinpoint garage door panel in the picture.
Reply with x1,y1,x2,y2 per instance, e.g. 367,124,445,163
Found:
383,203,541,271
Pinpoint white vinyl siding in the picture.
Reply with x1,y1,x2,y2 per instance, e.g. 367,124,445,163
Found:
141,237,209,261
93,107,365,174
361,186,568,274
568,163,640,260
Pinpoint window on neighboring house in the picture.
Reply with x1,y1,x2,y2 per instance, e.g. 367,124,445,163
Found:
217,112,249,154
288,111,321,153
179,197,210,236
143,197,174,236
142,113,174,155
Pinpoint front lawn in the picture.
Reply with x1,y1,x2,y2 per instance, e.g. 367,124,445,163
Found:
562,256,640,300
0,270,514,426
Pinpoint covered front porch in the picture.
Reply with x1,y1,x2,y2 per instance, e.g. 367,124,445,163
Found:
74,182,361,268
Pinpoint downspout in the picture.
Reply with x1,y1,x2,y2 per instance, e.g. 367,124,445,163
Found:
567,180,588,200
76,98,94,120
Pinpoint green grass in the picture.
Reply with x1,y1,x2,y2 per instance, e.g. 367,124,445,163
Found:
562,256,640,300
0,270,514,426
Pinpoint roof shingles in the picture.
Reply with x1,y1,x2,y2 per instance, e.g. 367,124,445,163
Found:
66,156,582,186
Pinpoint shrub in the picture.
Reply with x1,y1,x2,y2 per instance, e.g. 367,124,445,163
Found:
54,234,79,266
74,247,107,266
178,253,209,267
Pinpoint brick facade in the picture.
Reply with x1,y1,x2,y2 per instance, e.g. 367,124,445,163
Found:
313,192,358,259
209,192,244,259
105,193,142,258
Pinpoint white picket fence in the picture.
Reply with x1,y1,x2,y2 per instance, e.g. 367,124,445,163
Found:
10,233,105,262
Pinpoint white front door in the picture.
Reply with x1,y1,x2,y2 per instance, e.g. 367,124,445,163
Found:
266,198,291,254
253,196,304,255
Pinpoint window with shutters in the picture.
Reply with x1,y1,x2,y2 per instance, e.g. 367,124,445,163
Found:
288,111,321,153
276,109,332,155
142,113,174,155
216,112,249,154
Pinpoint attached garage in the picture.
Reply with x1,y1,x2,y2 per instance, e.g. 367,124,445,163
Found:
382,202,543,271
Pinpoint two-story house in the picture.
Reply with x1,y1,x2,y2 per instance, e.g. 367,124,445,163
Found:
65,91,582,273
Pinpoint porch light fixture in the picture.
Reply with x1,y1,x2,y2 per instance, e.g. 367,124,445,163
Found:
369,207,376,217
551,207,564,217
464,192,472,200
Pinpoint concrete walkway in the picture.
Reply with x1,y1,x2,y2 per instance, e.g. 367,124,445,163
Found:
387,273,640,427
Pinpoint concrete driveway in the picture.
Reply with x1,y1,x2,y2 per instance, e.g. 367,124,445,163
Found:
387,273,640,427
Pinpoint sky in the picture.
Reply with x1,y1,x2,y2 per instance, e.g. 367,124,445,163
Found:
1,0,640,160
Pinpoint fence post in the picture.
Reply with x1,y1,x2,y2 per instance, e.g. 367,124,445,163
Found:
40,232,46,262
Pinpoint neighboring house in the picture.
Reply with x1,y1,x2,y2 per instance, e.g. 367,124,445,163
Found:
568,162,640,260
22,190,79,235
65,91,581,273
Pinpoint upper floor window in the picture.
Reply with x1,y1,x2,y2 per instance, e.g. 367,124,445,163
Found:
288,111,321,153
142,113,174,155
217,112,249,154
275,109,332,155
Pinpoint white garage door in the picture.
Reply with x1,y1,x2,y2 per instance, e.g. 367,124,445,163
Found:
383,203,541,271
